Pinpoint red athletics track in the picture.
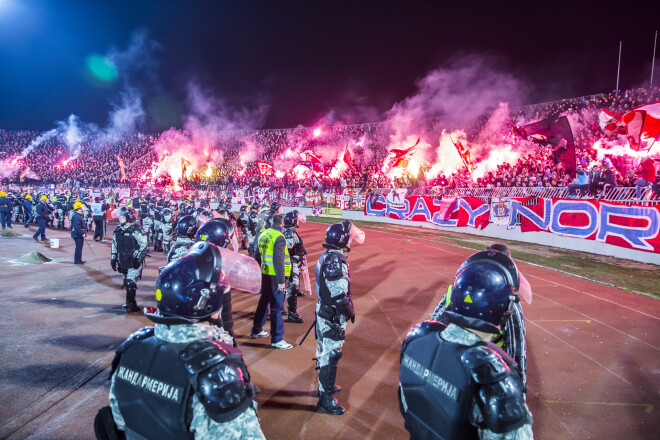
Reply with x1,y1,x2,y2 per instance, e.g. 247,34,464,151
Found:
1,220,658,439
234,221,660,440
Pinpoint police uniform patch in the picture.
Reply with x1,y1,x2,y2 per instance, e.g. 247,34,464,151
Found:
116,366,184,404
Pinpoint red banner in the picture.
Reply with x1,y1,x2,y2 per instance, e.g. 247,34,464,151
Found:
365,194,489,229
510,198,660,253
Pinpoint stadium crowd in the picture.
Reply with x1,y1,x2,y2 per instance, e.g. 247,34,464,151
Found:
2,87,659,198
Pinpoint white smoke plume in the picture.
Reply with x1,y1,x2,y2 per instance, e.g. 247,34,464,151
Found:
378,54,531,180
149,81,269,184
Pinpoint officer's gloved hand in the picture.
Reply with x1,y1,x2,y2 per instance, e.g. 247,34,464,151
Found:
111,259,117,272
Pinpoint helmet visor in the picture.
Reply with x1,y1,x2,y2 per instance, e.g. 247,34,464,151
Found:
348,222,365,245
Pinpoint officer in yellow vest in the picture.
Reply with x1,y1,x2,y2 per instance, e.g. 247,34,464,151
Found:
250,213,293,349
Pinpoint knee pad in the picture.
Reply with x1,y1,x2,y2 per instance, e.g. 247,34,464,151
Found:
329,348,342,363
125,280,137,290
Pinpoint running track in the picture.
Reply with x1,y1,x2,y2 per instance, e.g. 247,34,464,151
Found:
0,221,658,439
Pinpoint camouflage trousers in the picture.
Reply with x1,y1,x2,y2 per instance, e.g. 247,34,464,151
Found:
122,267,141,285
161,222,173,252
285,259,301,299
142,217,154,245
56,209,65,229
315,304,347,393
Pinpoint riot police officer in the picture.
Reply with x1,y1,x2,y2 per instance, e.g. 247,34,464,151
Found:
237,205,249,250
153,201,164,252
54,196,66,229
246,205,259,257
167,215,198,263
96,241,266,440
196,220,236,345
430,244,532,384
398,250,534,439
314,220,365,414
283,210,308,323
110,208,148,313
140,201,154,247
161,206,174,254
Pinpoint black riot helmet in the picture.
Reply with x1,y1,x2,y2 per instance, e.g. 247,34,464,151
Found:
263,211,274,229
269,201,282,213
176,215,198,239
250,203,259,211
239,205,247,213
448,250,520,333
152,242,227,322
284,209,306,228
119,207,136,223
322,220,365,251
180,205,195,216
196,219,231,248
225,202,233,212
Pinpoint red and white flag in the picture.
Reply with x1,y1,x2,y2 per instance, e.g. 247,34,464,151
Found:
343,144,356,170
599,102,660,151
389,138,420,169
256,161,273,177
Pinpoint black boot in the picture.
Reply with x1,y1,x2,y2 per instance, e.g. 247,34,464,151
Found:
121,283,140,313
317,350,345,415
287,295,304,323
317,392,345,415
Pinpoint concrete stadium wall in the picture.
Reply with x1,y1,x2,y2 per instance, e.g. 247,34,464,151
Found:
284,206,660,265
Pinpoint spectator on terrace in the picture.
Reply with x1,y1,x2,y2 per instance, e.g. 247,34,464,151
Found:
567,165,590,197
635,157,656,199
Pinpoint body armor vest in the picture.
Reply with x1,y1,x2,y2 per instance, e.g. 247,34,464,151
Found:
116,224,138,269
315,251,349,307
113,332,194,439
399,328,478,440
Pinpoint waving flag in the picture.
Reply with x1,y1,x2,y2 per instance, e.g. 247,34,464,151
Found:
20,167,40,180
451,138,476,173
514,114,576,177
343,144,355,170
300,149,322,162
181,158,192,178
389,138,420,168
299,161,325,174
256,161,273,177
599,102,660,151
298,149,325,174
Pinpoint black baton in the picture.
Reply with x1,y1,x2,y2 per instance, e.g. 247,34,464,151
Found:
298,317,317,346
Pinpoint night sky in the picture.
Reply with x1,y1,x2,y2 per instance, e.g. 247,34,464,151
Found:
0,0,659,131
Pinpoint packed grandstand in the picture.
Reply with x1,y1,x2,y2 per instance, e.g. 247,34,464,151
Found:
1,87,659,203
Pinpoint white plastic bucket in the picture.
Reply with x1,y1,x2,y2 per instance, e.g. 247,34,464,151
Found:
50,238,60,249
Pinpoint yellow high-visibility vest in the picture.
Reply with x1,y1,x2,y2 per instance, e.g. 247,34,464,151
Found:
258,228,292,277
